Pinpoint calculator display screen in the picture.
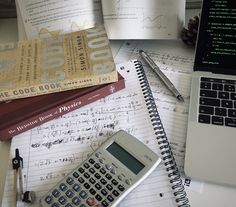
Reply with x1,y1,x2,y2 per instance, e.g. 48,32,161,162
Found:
106,142,145,174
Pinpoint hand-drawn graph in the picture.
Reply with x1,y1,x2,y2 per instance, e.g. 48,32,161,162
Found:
102,0,184,38
114,0,171,27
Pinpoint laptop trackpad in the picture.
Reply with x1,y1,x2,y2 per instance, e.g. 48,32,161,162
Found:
184,122,236,186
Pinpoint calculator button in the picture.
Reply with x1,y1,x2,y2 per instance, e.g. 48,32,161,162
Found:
65,190,74,198
89,177,96,184
79,204,86,207
106,184,113,191
72,197,81,205
100,168,106,174
107,195,114,202
78,177,85,183
111,179,118,186
101,188,108,196
89,188,96,195
73,172,79,178
72,184,81,192
78,167,85,173
59,183,67,191
105,173,112,180
95,173,101,179
51,203,60,207
117,175,123,181
105,164,111,170
125,179,131,185
112,190,120,197
110,168,116,174
84,163,90,169
84,182,90,189
86,197,96,206
84,172,90,179
89,168,95,174
95,194,102,201
58,196,67,205
52,189,60,198
66,177,74,185
100,178,107,185
95,153,100,158
95,183,102,190
79,190,88,199
99,158,104,164
45,195,53,204
94,163,101,169
65,204,74,207
89,158,95,164
101,200,109,207
118,185,125,191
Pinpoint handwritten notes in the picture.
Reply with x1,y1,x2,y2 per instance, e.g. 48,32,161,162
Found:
115,40,195,172
2,60,181,207
101,0,185,39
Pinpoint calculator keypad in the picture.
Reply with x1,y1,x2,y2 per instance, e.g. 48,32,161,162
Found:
42,154,129,207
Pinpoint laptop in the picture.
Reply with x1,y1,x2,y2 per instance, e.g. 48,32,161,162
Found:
184,0,236,186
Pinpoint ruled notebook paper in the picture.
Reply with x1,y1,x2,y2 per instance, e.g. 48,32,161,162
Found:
115,41,194,173
2,60,187,207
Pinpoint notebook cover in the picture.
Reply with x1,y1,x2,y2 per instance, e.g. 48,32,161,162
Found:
0,73,125,141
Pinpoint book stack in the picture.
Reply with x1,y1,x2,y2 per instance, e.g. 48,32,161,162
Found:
0,74,125,141
0,25,125,140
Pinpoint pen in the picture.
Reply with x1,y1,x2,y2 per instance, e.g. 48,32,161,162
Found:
139,50,184,102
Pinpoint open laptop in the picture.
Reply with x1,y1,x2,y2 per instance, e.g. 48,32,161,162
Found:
184,0,236,186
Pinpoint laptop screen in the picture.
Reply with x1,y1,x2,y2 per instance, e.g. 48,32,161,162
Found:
194,0,236,75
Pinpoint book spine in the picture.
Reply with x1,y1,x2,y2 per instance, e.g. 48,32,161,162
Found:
0,78,125,141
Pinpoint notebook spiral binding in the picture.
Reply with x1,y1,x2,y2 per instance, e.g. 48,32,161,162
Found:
134,60,190,207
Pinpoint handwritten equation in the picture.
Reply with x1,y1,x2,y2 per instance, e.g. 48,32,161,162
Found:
2,60,179,207
115,40,195,173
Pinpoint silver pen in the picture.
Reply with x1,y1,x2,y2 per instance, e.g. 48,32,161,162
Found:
139,50,184,102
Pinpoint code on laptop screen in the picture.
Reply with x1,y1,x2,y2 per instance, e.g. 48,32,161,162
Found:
194,0,236,74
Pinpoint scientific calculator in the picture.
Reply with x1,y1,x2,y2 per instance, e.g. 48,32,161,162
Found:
40,130,161,207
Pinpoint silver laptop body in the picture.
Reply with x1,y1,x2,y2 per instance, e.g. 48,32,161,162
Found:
184,0,236,186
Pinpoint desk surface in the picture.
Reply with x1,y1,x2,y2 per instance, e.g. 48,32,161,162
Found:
1,16,236,207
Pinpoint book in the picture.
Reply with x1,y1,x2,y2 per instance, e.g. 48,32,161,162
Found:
0,25,117,101
16,0,185,40
0,73,125,141
2,60,189,206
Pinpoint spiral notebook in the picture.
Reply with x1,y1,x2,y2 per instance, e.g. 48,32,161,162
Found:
2,60,189,207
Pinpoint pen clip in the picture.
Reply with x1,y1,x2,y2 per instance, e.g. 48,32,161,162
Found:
139,50,157,69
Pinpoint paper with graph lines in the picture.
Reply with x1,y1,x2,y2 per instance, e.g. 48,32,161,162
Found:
101,0,185,39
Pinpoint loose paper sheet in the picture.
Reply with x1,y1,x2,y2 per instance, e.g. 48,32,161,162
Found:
17,0,185,40
101,0,185,39
17,0,103,39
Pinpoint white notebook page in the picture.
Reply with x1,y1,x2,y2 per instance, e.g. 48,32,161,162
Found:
2,60,182,206
115,41,194,173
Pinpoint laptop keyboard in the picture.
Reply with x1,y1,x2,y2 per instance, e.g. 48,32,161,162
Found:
198,77,236,127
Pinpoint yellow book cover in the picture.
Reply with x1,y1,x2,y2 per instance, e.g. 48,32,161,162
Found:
0,25,117,101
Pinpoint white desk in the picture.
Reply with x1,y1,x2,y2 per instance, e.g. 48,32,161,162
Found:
1,16,236,207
